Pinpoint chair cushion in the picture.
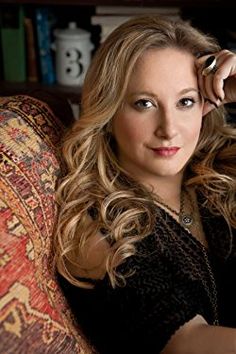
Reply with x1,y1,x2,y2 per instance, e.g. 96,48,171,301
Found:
0,95,94,353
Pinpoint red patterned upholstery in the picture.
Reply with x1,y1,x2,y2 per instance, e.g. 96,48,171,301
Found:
0,95,95,353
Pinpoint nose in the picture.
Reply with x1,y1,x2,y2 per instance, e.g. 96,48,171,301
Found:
155,108,178,140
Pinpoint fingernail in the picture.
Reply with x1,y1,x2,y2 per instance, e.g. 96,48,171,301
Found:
217,96,223,102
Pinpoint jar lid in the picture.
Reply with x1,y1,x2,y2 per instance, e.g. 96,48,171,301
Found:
54,22,91,39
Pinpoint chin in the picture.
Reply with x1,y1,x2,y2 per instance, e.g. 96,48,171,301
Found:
151,165,185,177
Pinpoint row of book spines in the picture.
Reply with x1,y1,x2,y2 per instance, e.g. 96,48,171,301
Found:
0,6,55,84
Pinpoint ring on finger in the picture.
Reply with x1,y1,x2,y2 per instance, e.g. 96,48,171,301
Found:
201,55,217,76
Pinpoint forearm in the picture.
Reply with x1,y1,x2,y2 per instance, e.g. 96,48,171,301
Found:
162,315,236,354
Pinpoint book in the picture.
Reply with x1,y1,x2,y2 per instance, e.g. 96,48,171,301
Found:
95,6,181,16
91,15,133,42
91,15,133,27
91,11,181,42
0,5,26,82
24,17,39,82
92,14,181,26
35,7,55,84
0,28,3,80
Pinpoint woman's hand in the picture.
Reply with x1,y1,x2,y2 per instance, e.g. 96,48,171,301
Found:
162,314,236,354
196,50,236,115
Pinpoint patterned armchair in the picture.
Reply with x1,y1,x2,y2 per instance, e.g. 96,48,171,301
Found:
0,95,95,354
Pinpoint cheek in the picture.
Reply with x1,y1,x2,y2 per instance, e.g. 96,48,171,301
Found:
113,113,147,145
190,108,203,129
188,117,203,143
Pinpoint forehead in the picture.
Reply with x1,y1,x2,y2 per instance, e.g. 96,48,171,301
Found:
128,48,197,92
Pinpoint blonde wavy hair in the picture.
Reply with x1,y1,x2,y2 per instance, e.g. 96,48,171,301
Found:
55,15,236,289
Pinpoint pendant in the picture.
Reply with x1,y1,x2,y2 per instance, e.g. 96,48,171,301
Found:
181,214,194,227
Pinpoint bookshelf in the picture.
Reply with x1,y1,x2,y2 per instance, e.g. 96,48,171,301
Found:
0,0,235,5
0,0,236,104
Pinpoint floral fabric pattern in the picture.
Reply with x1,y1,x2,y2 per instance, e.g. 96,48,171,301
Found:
0,95,95,354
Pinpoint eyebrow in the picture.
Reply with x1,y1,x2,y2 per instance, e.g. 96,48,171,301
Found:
180,88,200,95
129,88,200,98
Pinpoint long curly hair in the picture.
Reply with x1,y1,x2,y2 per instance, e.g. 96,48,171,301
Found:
54,15,236,289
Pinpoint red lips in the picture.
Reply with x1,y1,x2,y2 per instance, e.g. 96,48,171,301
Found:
151,147,180,157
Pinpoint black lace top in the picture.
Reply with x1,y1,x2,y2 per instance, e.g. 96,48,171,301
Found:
58,195,236,354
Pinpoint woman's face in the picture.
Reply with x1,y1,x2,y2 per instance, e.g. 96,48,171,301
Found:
112,47,204,189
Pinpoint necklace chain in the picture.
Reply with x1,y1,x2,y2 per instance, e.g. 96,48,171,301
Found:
201,246,219,325
157,189,194,228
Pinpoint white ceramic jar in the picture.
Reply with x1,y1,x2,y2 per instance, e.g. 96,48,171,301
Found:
53,22,94,86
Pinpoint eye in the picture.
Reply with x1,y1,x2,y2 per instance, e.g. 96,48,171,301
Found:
178,97,196,108
134,99,155,110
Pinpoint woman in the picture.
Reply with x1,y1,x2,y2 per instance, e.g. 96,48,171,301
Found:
55,16,236,354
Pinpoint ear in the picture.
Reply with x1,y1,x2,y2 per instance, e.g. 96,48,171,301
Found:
202,99,217,116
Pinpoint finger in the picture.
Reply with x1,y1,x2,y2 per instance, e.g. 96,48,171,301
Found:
212,70,225,102
196,54,216,101
198,52,229,104
197,66,207,99
212,51,233,101
202,99,217,116
204,73,218,103
195,50,229,69
196,53,217,69
213,54,236,101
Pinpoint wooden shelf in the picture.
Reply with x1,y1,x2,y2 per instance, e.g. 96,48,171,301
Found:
0,0,142,5
0,0,235,6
